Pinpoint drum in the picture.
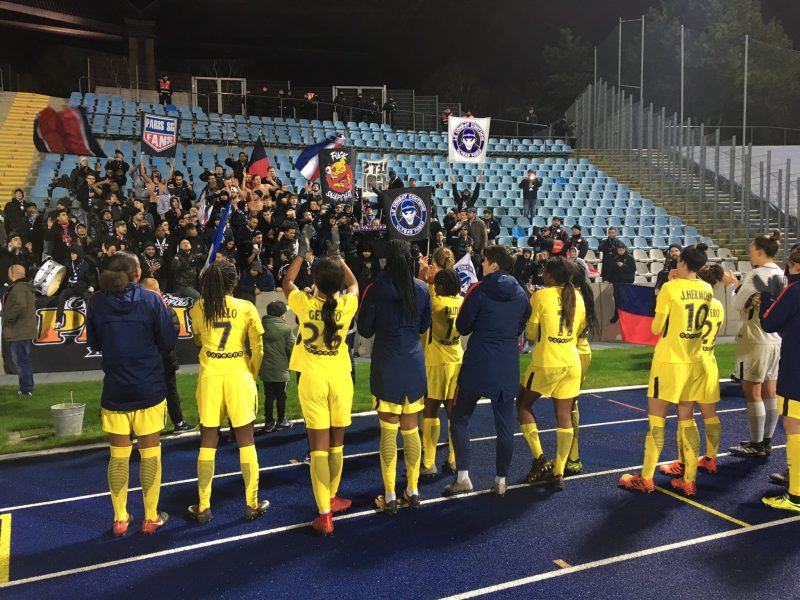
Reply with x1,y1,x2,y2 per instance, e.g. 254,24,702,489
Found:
33,259,66,296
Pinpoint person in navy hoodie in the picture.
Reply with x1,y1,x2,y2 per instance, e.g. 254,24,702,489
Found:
86,252,177,536
759,245,800,513
358,239,432,514
444,245,531,497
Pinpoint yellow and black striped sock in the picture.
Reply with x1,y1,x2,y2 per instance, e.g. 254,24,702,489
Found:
139,445,162,522
680,420,701,483
421,417,439,469
703,416,721,458
642,415,666,479
328,445,344,499
239,444,260,509
521,422,544,459
787,434,800,501
568,402,580,462
402,427,422,494
553,428,574,477
379,420,399,500
108,445,131,522
197,447,216,511
677,428,685,465
310,450,331,513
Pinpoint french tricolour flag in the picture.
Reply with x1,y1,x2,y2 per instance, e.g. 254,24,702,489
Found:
294,135,345,181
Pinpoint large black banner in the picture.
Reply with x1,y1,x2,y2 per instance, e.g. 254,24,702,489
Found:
318,148,356,204
141,113,179,158
383,187,432,242
2,294,199,374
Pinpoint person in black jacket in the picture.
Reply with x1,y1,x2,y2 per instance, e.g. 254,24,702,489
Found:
606,243,636,324
511,248,535,287
567,225,589,258
598,226,622,283
451,173,484,211
654,243,682,296
225,152,249,186
0,233,35,288
387,169,404,190
548,217,569,256
167,171,196,211
47,210,76,263
54,245,96,328
518,170,542,220
482,209,500,245
4,189,27,235
104,151,130,187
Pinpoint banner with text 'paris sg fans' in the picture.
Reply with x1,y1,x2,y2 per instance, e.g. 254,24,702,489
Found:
447,116,491,164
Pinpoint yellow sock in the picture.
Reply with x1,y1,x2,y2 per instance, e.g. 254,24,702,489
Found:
568,402,580,461
379,420,399,497
447,425,456,466
402,427,422,494
642,415,666,479
239,444,260,509
422,417,440,469
310,450,331,513
521,422,544,459
703,416,721,458
108,445,131,522
139,445,162,522
553,428,574,476
680,420,701,483
328,446,344,499
197,447,217,511
677,428,685,464
787,434,800,498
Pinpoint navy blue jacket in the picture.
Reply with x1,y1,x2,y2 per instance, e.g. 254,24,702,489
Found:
457,270,531,399
86,283,178,411
760,273,800,400
357,271,431,403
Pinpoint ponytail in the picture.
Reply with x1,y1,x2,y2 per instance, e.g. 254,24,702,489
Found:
560,283,576,331
312,257,345,349
321,295,339,348
544,256,576,330
572,268,599,337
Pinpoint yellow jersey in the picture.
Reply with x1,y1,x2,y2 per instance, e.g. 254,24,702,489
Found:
526,286,585,368
189,296,264,377
287,289,358,376
423,286,464,367
652,278,714,364
576,289,591,357
701,297,724,364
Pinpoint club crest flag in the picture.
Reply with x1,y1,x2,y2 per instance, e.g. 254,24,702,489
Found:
448,116,491,164
141,113,178,157
383,187,432,242
318,148,356,204
454,252,478,295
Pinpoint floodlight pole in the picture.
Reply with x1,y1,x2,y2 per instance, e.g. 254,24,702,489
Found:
617,17,622,90
742,34,749,150
680,25,684,129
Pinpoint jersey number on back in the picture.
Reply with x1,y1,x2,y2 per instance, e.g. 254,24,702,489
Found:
684,303,709,333
301,322,343,349
213,321,232,350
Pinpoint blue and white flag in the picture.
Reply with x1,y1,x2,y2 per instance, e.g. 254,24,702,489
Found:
454,252,478,295
294,135,345,181
201,199,232,274
448,116,491,164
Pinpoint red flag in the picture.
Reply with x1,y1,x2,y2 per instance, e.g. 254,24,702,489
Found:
248,137,271,179
33,106,106,157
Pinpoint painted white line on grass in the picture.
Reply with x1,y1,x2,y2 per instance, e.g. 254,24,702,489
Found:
438,513,800,600
0,443,785,589
0,381,736,461
0,407,748,513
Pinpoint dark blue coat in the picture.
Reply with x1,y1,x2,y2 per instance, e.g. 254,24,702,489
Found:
760,273,800,401
86,283,178,411
457,270,531,399
357,271,431,403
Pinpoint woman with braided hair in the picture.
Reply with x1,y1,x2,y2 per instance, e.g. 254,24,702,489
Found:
187,260,269,524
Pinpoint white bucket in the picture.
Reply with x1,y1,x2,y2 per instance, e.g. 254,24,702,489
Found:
51,402,86,437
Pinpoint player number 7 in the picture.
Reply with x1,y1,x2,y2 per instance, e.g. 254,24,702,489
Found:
213,321,232,350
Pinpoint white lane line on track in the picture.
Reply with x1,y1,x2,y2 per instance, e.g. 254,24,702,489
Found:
0,381,736,462
0,442,786,589
438,513,800,600
0,407,747,512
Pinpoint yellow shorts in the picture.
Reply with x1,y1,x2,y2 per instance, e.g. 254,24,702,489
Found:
196,373,258,428
699,359,720,404
779,396,800,420
579,353,592,385
647,361,705,404
427,363,461,401
298,373,353,429
101,400,167,436
521,363,582,399
374,396,425,415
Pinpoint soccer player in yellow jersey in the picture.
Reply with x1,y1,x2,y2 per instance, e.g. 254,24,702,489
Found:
187,261,269,523
283,253,358,536
620,244,713,497
660,264,726,479
565,268,600,476
517,257,586,491
419,268,464,476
